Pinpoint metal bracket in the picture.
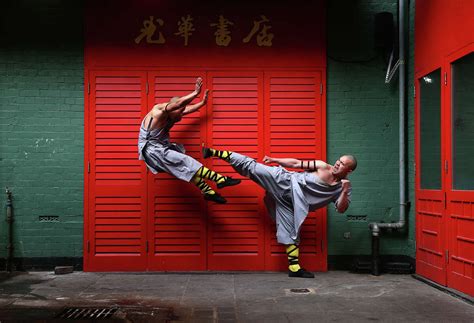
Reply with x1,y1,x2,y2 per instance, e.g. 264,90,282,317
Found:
385,49,402,84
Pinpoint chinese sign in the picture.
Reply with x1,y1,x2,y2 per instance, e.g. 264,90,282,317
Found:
135,14,274,47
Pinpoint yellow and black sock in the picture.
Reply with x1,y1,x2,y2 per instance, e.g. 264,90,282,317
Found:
204,147,232,162
192,176,216,195
286,244,301,272
195,166,226,185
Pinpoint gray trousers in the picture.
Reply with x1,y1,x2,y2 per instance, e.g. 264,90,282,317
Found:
229,153,299,245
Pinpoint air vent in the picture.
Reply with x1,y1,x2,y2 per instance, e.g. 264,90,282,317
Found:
55,307,118,319
347,215,367,222
39,215,59,223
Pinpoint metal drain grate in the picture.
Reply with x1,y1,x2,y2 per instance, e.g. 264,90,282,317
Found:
56,307,118,319
290,288,311,294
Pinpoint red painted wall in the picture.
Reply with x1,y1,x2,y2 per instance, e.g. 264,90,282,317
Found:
85,0,326,69
415,0,474,75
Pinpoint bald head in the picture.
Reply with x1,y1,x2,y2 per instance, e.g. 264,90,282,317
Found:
343,155,357,171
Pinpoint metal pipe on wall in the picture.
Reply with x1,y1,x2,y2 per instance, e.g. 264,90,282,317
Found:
369,0,408,275
5,188,14,272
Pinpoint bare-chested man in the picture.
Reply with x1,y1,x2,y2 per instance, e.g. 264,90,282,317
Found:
138,77,240,204
202,146,356,278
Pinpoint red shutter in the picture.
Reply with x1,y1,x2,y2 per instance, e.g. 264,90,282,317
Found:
86,71,148,271
264,71,326,271
206,72,266,270
85,69,327,272
147,72,207,270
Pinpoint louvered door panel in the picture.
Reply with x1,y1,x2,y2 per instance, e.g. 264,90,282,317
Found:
447,193,474,295
86,71,148,271
207,72,265,270
264,71,326,271
416,192,446,284
147,72,207,270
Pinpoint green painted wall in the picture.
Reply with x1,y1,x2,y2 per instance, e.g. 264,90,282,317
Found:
326,0,415,257
0,0,84,259
0,0,416,263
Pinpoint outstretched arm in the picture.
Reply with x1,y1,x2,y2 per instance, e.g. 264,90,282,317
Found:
183,89,209,116
335,179,351,213
165,77,203,113
262,156,328,170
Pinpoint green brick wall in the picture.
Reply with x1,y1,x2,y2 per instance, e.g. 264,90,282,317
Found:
0,0,416,264
326,0,415,257
0,0,84,260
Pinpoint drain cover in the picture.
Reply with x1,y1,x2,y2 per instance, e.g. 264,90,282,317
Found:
56,307,118,319
290,288,311,294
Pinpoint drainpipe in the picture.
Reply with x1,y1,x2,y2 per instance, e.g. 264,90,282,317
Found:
5,188,14,273
369,0,408,275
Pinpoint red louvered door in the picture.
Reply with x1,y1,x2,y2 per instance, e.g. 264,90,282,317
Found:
86,71,148,271
206,72,266,270
264,71,326,271
86,69,326,271
147,71,207,270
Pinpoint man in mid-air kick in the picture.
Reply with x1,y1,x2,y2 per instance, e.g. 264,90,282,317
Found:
138,77,240,204
202,146,357,278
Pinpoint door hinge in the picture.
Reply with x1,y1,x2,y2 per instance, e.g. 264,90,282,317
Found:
413,85,416,98
146,81,149,95
88,161,90,173
445,249,449,263
87,82,90,95
320,83,323,95
444,72,447,85
444,160,448,174
146,240,149,253
87,240,90,253
444,191,447,209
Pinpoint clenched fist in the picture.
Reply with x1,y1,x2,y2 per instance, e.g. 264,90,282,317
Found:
262,156,274,164
341,179,351,191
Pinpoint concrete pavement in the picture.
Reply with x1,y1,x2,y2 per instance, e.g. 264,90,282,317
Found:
0,271,473,322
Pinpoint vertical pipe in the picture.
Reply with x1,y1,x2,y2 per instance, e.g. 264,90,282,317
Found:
371,223,381,276
5,188,13,272
369,0,408,275
399,0,407,233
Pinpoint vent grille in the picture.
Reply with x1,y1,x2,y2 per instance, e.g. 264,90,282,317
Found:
56,307,118,319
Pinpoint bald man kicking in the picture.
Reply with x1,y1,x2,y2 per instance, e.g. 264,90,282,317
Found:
202,147,356,278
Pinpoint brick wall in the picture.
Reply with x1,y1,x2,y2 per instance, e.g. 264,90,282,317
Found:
327,0,416,257
0,0,84,260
